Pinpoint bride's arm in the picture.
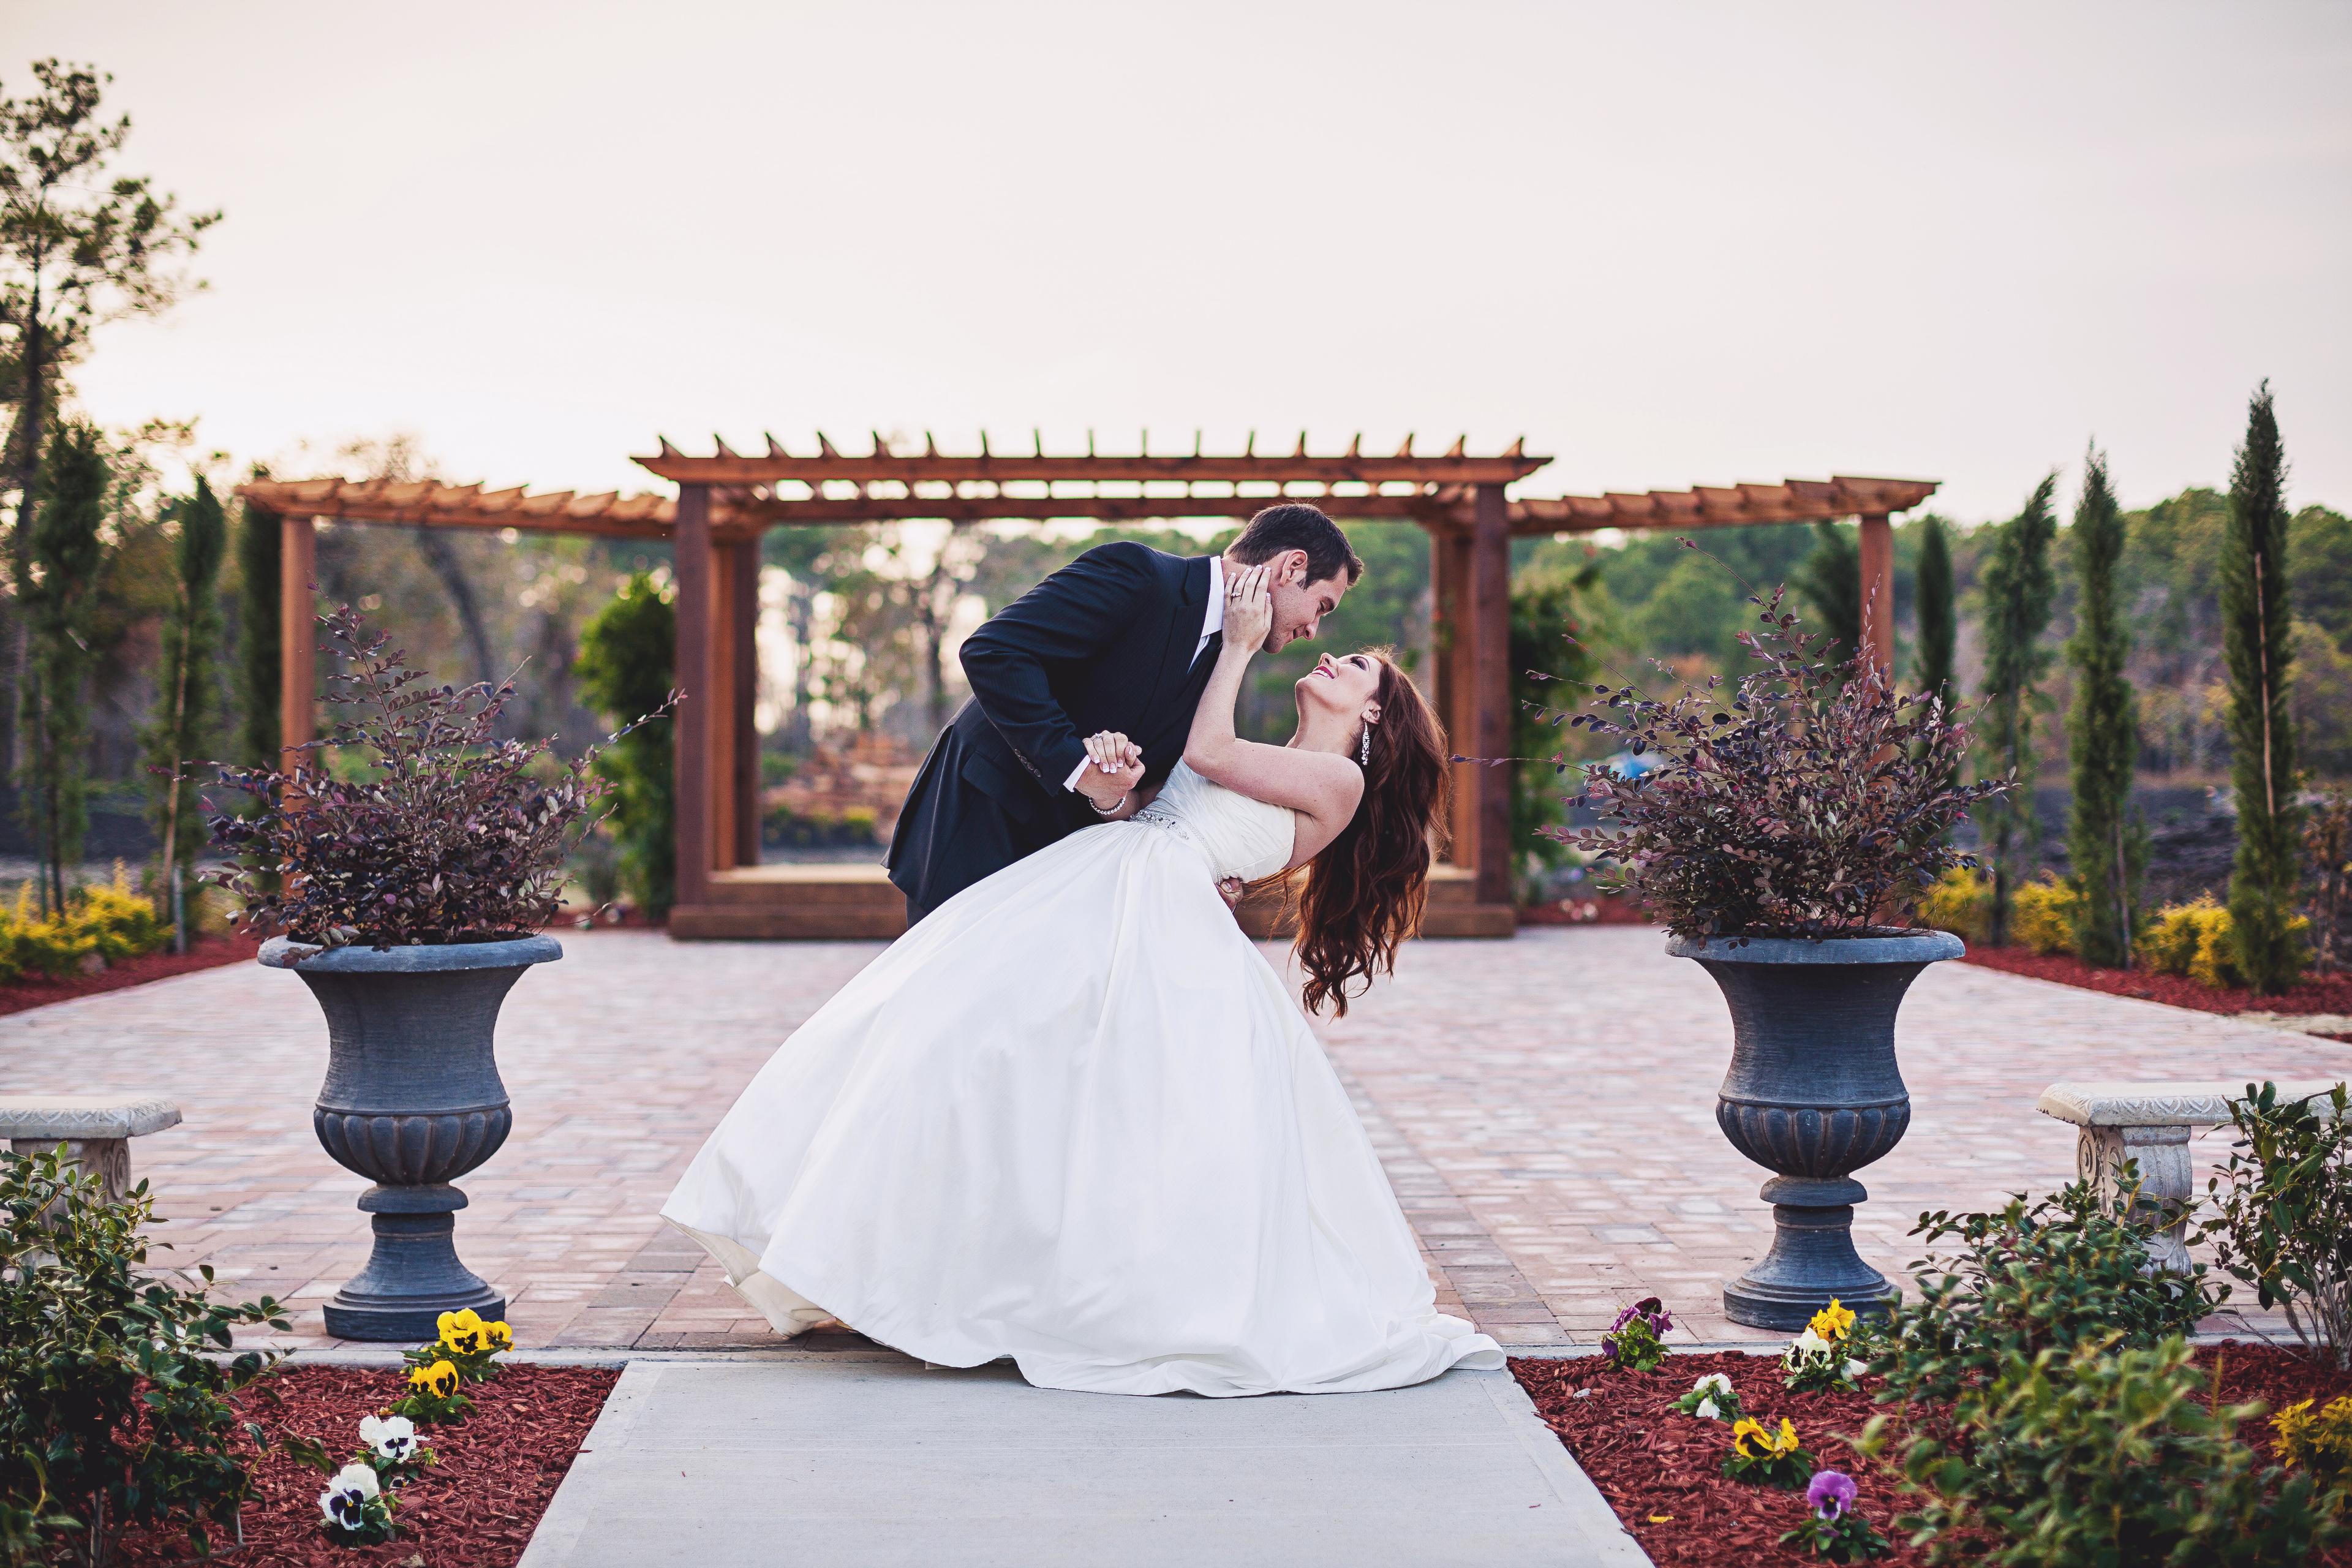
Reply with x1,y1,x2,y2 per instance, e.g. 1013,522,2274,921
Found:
1183,565,1362,846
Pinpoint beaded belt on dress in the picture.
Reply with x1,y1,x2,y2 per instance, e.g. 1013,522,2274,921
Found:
1132,810,1219,870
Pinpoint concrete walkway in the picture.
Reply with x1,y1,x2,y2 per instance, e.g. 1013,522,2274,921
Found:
517,1351,1648,1567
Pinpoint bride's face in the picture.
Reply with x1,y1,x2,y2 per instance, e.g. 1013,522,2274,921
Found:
1295,651,1382,727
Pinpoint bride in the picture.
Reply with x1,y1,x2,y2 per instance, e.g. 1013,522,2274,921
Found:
661,565,1504,1396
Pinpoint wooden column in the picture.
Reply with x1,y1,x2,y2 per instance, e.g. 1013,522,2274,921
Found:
730,537,763,868
707,543,741,871
1430,524,1477,866
1469,484,1512,907
277,512,316,774
1856,511,1894,680
672,484,715,908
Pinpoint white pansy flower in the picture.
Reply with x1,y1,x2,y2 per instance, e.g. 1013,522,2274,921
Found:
1845,1360,1870,1381
358,1413,417,1463
319,1463,381,1531
1695,1396,1721,1420
1789,1328,1828,1355
1693,1372,1734,1397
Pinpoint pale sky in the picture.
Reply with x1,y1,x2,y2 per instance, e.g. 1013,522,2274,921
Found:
8,1,2349,522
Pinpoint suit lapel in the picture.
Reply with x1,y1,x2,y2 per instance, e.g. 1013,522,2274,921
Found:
1136,554,1212,723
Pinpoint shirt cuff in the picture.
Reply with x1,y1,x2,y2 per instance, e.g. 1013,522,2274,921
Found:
1063,756,1091,793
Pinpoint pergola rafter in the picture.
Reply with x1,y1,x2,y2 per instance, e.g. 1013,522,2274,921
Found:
235,434,1937,943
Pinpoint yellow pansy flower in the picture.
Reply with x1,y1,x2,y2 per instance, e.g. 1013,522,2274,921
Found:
1766,1416,1800,1456
409,1359,459,1397
1809,1298,1857,1343
487,1320,513,1349
1731,1417,1771,1458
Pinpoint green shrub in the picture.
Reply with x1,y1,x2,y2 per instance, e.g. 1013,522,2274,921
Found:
2008,872,2081,956
1915,865,1989,945
575,574,677,917
1872,1179,2222,1406
2199,1080,2352,1368
1,1147,292,1564
1881,1335,2337,1566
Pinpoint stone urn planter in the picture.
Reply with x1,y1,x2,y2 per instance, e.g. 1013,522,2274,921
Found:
262,933,560,1340
1668,929,1963,1331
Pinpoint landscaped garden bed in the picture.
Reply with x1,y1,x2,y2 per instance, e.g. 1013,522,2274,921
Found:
1513,1341,2352,1566
1963,943,2352,1025
110,1362,616,1567
0,930,256,1017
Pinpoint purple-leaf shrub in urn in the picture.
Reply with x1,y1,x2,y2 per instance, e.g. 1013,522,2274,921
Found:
1547,567,2008,1329
205,603,675,1340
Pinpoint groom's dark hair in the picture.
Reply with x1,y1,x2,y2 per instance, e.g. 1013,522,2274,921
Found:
1229,503,1363,587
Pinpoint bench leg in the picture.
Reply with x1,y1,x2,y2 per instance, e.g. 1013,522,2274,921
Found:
2075,1125,2193,1272
10,1137,134,1204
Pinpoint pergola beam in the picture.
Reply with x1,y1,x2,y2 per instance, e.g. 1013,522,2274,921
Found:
635,435,1548,490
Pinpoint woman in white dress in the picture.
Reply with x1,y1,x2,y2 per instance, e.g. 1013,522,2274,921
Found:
662,566,1503,1396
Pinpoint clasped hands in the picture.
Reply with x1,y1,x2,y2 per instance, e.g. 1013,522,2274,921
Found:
1078,729,1246,910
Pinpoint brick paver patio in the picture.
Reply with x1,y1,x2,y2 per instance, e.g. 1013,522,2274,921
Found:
3,927,2339,1350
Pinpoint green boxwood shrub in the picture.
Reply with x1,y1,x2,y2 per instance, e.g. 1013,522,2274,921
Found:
1,1147,291,1564
1882,1335,2339,1566
2200,1080,2352,1368
1871,1178,2222,1406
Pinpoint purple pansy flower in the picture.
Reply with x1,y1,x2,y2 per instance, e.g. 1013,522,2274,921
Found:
1806,1468,1858,1521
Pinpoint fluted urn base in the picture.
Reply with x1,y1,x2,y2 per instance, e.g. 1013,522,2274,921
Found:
323,1183,506,1341
1668,930,1962,1332
1722,1176,1897,1330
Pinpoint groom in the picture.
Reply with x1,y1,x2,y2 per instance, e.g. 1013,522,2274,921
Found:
887,503,1365,924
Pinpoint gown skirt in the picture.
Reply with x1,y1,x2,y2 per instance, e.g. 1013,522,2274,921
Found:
660,812,1504,1396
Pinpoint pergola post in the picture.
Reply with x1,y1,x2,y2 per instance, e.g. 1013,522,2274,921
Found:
1856,510,1893,680
729,537,763,867
278,511,317,774
673,484,715,907
1430,526,1475,867
1469,484,1512,907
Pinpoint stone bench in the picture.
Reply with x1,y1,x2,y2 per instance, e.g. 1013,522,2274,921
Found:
0,1097,183,1203
2036,1080,2343,1272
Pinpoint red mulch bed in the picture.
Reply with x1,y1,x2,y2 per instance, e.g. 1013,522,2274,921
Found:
1962,945,2352,1021
0,933,260,1018
111,1363,618,1567
1512,1340,2352,1566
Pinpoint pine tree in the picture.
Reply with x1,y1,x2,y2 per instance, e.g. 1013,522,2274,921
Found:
15,421,107,914
2223,382,2301,992
1978,474,2059,946
146,476,226,949
233,494,280,768
2065,446,2141,967
1915,516,1956,713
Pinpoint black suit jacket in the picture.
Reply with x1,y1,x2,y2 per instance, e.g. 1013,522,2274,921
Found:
886,542,1220,918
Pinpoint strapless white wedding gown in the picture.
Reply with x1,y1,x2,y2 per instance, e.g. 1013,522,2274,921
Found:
660,761,1502,1396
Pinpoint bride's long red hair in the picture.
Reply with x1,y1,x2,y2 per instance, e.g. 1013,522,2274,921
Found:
1291,652,1449,1018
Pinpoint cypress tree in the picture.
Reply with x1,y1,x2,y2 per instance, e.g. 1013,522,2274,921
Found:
15,422,109,914
1915,516,1956,713
1793,521,1861,666
1978,474,2060,946
234,496,281,769
2065,446,2141,967
2222,382,2301,991
147,477,227,949
576,573,676,916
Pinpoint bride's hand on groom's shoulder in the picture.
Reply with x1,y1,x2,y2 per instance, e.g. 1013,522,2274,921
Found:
1223,564,1273,652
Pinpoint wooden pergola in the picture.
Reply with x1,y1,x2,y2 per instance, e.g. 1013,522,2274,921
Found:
239,443,1935,941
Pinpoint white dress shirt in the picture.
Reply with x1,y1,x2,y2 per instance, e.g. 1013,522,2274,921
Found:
1066,554,1225,794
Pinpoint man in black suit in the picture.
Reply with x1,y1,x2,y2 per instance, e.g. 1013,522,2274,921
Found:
886,504,1365,924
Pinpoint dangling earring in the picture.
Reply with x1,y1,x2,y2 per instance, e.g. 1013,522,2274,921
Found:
1359,724,1373,766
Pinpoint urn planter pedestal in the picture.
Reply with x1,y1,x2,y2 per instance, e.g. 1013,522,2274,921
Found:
1668,930,1962,1332
261,934,560,1341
